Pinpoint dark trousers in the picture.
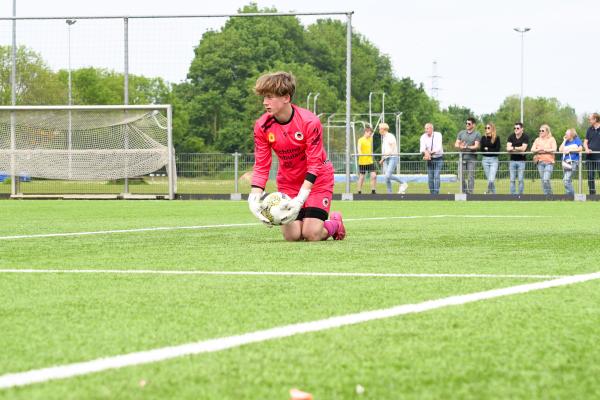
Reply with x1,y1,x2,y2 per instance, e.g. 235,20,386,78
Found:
587,159,600,195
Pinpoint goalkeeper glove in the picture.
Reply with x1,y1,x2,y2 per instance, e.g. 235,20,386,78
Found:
248,192,272,227
280,188,310,225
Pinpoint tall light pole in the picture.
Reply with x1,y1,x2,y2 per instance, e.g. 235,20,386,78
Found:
66,19,77,105
66,19,76,180
513,27,530,123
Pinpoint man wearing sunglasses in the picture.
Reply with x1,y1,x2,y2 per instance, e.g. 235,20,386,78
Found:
454,117,481,194
507,122,530,195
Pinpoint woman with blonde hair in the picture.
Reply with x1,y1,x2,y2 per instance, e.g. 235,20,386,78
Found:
531,124,558,195
480,122,500,193
559,128,583,195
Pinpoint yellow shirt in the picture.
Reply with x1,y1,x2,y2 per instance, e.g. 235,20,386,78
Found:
357,136,374,165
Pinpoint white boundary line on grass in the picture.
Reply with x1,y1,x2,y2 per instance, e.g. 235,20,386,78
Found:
0,215,543,241
1,271,599,390
0,269,565,280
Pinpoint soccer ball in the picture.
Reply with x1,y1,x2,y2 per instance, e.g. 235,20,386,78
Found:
261,192,291,225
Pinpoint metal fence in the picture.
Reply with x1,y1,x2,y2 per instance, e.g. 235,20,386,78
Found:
3,151,599,198
173,151,598,198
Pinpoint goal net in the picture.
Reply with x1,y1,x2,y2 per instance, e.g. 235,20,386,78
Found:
0,105,176,199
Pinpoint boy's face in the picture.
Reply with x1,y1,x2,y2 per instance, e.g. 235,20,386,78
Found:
263,94,290,116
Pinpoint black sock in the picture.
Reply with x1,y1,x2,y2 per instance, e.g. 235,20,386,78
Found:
371,189,376,194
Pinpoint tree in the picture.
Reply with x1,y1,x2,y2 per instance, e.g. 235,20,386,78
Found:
56,67,170,105
489,95,577,142
0,45,64,105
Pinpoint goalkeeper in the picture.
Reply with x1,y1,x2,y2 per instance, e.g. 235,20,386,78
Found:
248,71,345,241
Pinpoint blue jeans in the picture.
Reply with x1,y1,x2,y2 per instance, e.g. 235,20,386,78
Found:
509,160,525,195
383,156,404,193
563,160,578,195
427,157,443,194
537,162,554,195
481,156,498,194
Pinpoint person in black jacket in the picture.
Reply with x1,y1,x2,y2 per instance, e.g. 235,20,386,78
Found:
481,122,501,194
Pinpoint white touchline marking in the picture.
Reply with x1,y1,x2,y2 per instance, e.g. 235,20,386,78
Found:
0,215,543,241
1,271,598,390
0,269,565,280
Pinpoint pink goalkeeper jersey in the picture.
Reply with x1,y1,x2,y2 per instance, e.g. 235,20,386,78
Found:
252,105,333,190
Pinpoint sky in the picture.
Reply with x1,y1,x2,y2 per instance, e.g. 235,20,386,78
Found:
0,0,597,116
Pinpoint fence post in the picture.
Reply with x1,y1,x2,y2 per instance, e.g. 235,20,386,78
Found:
455,152,466,201
231,152,241,200
574,153,586,201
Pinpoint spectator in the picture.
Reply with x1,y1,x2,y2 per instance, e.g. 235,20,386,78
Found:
481,122,501,194
584,112,600,195
454,117,481,194
356,125,377,194
507,122,530,195
378,122,408,194
531,124,557,195
420,123,444,194
559,128,583,195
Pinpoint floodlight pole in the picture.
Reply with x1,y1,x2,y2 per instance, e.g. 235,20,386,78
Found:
10,0,17,196
124,17,130,194
514,27,530,123
344,12,353,198
66,19,76,180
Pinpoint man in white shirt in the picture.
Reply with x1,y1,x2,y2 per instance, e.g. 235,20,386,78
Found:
420,123,444,194
377,123,408,194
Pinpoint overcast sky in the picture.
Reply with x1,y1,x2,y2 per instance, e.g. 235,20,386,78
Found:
1,0,597,116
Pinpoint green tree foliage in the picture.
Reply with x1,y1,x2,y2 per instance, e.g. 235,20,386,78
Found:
485,95,578,143
0,45,64,105
178,3,437,153
56,67,170,105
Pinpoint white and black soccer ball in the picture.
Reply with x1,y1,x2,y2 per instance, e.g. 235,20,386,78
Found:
260,192,291,225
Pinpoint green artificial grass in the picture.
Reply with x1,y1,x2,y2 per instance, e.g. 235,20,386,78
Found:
0,200,599,399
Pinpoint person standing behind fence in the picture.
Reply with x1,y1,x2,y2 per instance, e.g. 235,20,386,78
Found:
507,122,530,195
531,124,557,195
378,122,408,194
356,125,377,194
559,128,583,195
454,117,481,194
584,113,600,195
481,122,500,194
420,123,444,194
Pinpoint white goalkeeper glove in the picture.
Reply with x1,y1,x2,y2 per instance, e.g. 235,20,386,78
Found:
279,188,310,225
248,192,272,227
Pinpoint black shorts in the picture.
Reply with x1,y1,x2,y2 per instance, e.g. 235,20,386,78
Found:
358,164,377,174
297,207,328,222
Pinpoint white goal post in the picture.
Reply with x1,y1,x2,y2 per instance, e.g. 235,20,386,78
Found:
0,105,176,199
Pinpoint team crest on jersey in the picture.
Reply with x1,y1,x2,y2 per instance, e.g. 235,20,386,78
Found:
268,132,276,143
322,198,329,207
294,131,304,141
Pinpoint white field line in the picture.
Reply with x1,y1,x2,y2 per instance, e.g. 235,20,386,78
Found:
1,271,598,390
0,269,565,280
0,215,543,241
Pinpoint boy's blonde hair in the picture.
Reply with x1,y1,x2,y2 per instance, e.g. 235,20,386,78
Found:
254,71,296,99
378,122,390,132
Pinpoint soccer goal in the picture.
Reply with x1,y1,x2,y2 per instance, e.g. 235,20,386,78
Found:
0,105,176,199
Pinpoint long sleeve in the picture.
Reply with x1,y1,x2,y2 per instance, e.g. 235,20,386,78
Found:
251,122,272,189
303,118,327,181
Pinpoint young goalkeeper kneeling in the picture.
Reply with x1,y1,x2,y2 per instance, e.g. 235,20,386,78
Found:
248,71,345,241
